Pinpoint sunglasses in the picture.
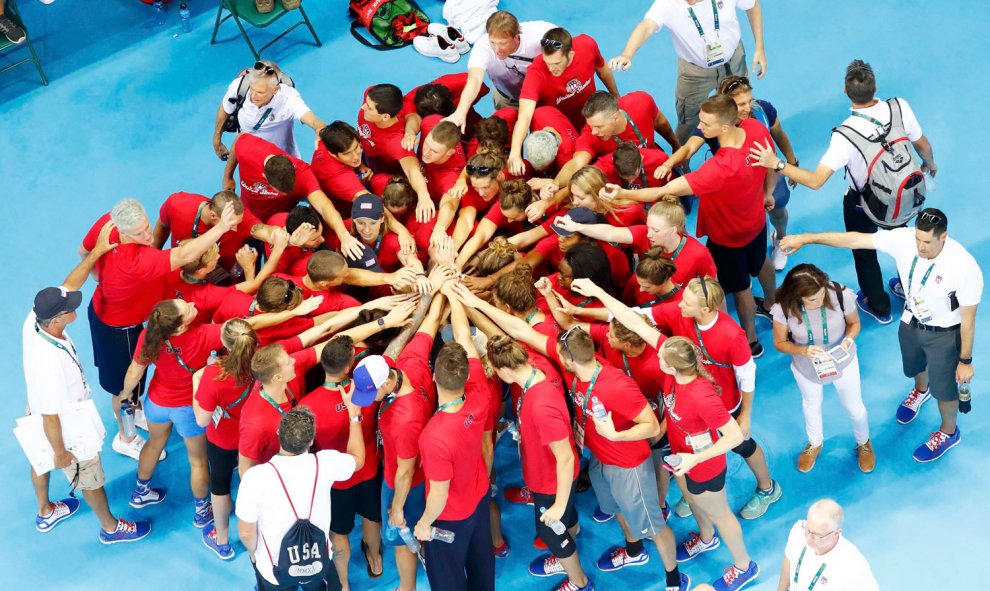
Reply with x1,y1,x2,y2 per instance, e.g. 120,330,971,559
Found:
919,211,943,225
540,38,564,51
282,282,297,304
722,76,750,94
466,164,495,176
253,61,276,76
558,326,580,361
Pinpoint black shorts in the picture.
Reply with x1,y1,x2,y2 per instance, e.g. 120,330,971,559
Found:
685,468,727,495
88,300,146,396
329,472,382,535
207,440,239,496
706,225,768,294
532,483,579,559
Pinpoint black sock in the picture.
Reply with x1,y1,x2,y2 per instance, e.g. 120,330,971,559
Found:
625,539,644,557
666,567,681,587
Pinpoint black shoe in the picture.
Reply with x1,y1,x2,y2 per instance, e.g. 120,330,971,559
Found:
749,340,764,359
753,296,773,321
576,465,592,493
0,14,26,44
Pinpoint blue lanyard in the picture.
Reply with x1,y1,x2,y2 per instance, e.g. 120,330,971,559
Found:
570,363,602,426
260,386,295,414
515,369,538,428
793,546,828,591
612,109,648,148
694,321,731,368
435,395,466,414
191,201,209,238
800,305,829,346
688,0,720,41
907,255,935,301
643,283,682,307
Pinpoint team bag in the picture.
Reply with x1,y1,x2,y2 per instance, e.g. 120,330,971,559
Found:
349,0,430,51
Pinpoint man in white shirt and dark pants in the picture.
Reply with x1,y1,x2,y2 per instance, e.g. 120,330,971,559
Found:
609,0,767,147
781,208,982,462
777,499,878,591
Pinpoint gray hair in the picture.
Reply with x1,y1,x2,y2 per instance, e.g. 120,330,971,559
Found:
524,130,560,171
247,64,279,89
808,499,844,531
110,198,148,235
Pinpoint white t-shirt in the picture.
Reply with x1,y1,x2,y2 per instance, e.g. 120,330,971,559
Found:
872,227,984,328
235,450,356,584
222,78,312,158
770,288,859,383
22,311,91,415
819,98,923,189
784,521,879,591
644,0,755,68
467,20,556,100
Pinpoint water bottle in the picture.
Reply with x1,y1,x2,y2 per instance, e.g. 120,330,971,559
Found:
664,454,682,467
152,1,166,26
208,350,218,365
383,520,399,542
507,421,520,442
430,527,455,543
540,507,567,536
959,382,971,402
591,396,607,421
121,402,137,438
179,3,192,33
398,527,420,553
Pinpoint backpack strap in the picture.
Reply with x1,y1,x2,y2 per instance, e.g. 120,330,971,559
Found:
260,455,320,565
833,281,846,313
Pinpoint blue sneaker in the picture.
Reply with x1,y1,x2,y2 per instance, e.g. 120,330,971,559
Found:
712,561,760,591
193,502,214,528
667,572,691,591
35,497,81,533
202,524,235,560
493,540,510,558
913,429,961,463
856,291,893,324
676,531,721,562
129,486,167,509
596,546,649,572
529,553,566,577
896,387,931,424
889,277,906,300
592,506,614,523
99,518,152,544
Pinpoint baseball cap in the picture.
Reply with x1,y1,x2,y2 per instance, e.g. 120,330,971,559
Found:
552,207,599,237
351,355,391,406
524,130,561,171
33,286,82,320
351,193,385,221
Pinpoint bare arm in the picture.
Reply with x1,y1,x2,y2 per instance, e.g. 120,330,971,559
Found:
780,231,877,255
42,414,75,469
382,293,440,361
455,218,498,270
599,404,660,442
595,64,620,98
222,135,240,191
299,111,326,134
237,520,258,562
746,0,767,78
508,99,537,169
912,135,937,174
415,479,450,539
389,456,418,527
673,416,744,476
777,557,791,591
237,454,257,478
551,151,594,191
305,190,363,260
63,222,116,291
551,220,634,245
452,284,550,356
653,109,680,152
399,156,436,224
152,219,169,250
611,19,660,69
570,278,664,348
120,360,148,402
449,68,487,130
768,120,797,164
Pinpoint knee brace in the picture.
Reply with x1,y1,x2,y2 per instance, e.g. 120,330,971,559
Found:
732,437,758,459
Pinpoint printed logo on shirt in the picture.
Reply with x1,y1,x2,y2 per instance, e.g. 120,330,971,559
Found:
463,414,476,428
242,180,280,197
557,78,592,105
335,402,347,413
936,275,943,284
165,343,183,355
663,393,682,422
359,123,372,139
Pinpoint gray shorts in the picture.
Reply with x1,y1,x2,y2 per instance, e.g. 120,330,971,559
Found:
589,455,666,540
898,320,962,402
673,43,747,145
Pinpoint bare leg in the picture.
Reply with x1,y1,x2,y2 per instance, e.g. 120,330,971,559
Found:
734,287,758,342
743,444,773,491
938,400,959,434
30,467,52,516
184,434,209,498
650,526,679,572
691,488,751,570
614,512,636,543
675,476,715,542
558,553,590,587
394,545,419,591
332,533,352,591
756,258,777,306
83,487,119,532
915,370,930,391
137,420,171,480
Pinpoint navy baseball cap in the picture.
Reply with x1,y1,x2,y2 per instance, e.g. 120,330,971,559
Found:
552,207,599,237
33,287,82,320
352,355,391,407
351,193,385,221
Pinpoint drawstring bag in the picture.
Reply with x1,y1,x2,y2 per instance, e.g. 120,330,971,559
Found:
349,0,430,51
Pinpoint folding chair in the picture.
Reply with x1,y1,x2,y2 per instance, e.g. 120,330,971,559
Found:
0,0,48,86
210,0,321,60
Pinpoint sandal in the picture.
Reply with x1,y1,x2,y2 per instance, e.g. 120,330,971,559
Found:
281,0,301,10
361,539,383,578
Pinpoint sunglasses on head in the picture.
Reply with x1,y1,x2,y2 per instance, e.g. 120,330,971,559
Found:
254,61,276,76
558,326,580,361
919,211,943,225
466,164,495,176
282,283,297,304
540,38,564,51
722,76,750,94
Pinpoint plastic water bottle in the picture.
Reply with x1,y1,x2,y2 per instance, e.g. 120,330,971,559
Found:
121,402,137,438
591,396,607,421
664,454,682,467
208,350,218,365
152,1,166,26
959,382,971,402
430,527,455,543
507,421,520,442
179,4,192,33
383,520,399,542
540,507,567,535
398,527,420,553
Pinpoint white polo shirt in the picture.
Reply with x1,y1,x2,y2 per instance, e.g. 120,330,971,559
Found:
222,79,312,158
467,20,556,100
644,0,755,69
872,227,984,328
22,311,90,416
819,98,923,190
784,521,879,591
235,450,356,584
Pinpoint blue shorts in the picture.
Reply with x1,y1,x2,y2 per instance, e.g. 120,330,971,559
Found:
381,481,427,548
772,174,791,209
144,396,206,438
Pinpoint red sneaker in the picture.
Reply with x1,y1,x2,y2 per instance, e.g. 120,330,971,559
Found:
503,486,534,505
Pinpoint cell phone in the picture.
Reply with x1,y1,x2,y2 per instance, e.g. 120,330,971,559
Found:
829,346,850,363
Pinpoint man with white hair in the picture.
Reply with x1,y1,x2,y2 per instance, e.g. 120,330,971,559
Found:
80,198,238,460
777,499,878,591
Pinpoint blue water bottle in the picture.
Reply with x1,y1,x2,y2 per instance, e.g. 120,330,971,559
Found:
179,3,192,33
152,1,166,26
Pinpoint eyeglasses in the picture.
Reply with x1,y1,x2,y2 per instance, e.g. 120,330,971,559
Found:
540,38,564,51
282,283,297,304
253,61,276,76
919,211,943,225
802,522,837,541
558,326,580,361
466,164,495,176
722,76,750,95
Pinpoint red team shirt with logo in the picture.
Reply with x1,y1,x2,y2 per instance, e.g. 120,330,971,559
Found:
380,333,437,489
135,323,223,408
310,144,369,216
520,34,605,129
158,191,262,271
627,226,718,286
233,134,322,223
665,377,732,482
299,386,381,489
518,374,580,495
574,91,660,157
588,323,668,417
596,148,672,190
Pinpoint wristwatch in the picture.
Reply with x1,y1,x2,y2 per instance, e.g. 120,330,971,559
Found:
774,159,787,172
350,414,363,423
959,357,973,365
377,318,385,327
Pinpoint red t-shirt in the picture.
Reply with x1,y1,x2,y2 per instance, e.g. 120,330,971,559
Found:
299,386,380,489
459,186,500,219
518,374,580,495
238,348,319,463
158,191,261,270
545,346,651,468
275,272,362,314
136,323,223,408
589,323,667,401
164,271,232,325
652,308,751,412
358,87,414,175
85,213,171,327
418,359,491,521
627,227,718,286
596,148,671,191
420,115,467,202
211,289,317,346
664,377,732,481
684,118,774,247
533,235,631,289
380,333,436,488
530,106,580,172
234,134,322,223
402,73,490,118
542,273,606,311
575,91,659,157
310,144,369,216
520,34,605,128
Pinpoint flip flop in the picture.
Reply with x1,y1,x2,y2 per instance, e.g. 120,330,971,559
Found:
361,539,383,578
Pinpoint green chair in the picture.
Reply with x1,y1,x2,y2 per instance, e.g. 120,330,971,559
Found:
210,0,321,60
0,0,48,86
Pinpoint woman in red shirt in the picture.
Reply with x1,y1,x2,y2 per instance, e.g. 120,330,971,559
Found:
622,247,684,308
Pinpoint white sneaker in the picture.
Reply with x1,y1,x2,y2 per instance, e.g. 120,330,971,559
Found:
112,434,167,461
413,34,460,63
772,240,788,272
134,408,149,432
427,23,469,54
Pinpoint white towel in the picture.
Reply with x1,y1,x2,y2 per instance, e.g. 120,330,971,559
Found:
442,0,499,44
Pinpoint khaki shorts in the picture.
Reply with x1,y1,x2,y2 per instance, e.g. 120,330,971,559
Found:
673,43,748,145
491,86,519,111
62,455,106,491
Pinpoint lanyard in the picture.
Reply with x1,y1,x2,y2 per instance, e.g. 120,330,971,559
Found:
515,369,538,428
163,338,196,374
665,235,688,259
248,300,258,317
620,353,634,378
191,201,209,238
353,349,371,364
575,297,595,308
624,165,649,190
612,109,648,148
180,271,207,284
253,107,273,131
525,308,539,324
688,0,720,42
800,305,830,346
793,546,828,591
260,385,295,415
376,371,403,445
34,324,87,387
223,380,254,417
907,255,935,301
643,283,682,307
436,395,466,414
850,110,885,128
570,363,602,426
323,378,352,389
694,320,732,368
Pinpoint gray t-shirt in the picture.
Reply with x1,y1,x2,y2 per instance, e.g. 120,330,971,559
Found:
770,287,857,384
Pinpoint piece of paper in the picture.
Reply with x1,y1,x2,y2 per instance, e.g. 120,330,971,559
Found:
13,400,106,475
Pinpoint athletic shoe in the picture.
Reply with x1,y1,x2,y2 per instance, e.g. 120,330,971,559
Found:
749,340,764,359
771,233,788,272
202,525,235,560
193,502,214,528
753,297,772,321
112,433,167,461
661,503,671,522
592,506,614,523
855,291,893,324
99,518,151,545
35,497,81,533
673,496,693,518
534,535,548,550
739,480,782,520
493,540,510,558
529,553,566,577
896,387,931,424
676,531,721,562
912,429,961,463
134,407,149,432
889,277,906,300
0,14,26,44
858,440,876,473
596,546,650,572
130,486,168,509
712,561,760,591
797,444,822,473
668,572,691,591
553,579,594,591
427,23,469,54
504,486,534,505
412,34,460,63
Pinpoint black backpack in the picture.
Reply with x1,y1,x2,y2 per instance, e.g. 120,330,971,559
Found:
262,455,331,586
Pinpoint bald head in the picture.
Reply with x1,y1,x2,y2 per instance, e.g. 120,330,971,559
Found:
808,499,844,532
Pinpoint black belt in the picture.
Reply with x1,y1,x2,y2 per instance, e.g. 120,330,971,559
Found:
908,316,959,333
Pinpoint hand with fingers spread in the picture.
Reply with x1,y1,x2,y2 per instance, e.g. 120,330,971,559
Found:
508,153,527,177
339,233,365,261
382,300,418,328
270,227,291,252
445,180,468,200
451,282,487,308
428,264,456,295
292,296,324,316
430,233,456,267
289,223,317,248
363,293,419,312
569,278,605,299
94,220,119,255
553,215,582,235
415,197,436,224
778,234,808,255
218,202,239,232
463,274,494,295
747,139,779,169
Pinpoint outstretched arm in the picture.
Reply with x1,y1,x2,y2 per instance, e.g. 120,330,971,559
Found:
569,278,663,349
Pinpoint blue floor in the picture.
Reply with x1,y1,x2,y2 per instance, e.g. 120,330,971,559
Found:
2,1,988,589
